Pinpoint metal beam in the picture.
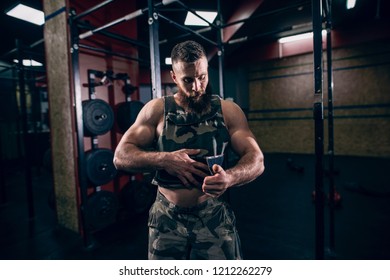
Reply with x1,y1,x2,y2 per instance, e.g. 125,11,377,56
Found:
79,8,146,40
324,0,336,258
312,0,325,260
158,13,217,47
148,0,162,99
69,14,92,247
207,0,264,61
73,0,116,21
16,39,35,221
217,0,224,99
223,0,264,42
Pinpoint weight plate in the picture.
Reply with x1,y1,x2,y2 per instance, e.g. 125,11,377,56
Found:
116,101,144,133
83,99,114,136
85,148,117,186
121,180,156,215
86,190,119,230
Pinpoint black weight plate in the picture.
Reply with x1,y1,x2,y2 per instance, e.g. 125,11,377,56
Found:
86,190,119,230
133,182,156,214
85,148,117,186
121,180,156,214
116,101,144,133
83,99,114,136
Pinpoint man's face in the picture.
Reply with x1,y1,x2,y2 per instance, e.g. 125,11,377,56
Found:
170,56,211,114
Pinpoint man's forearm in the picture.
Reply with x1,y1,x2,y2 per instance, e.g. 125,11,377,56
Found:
113,144,165,173
226,152,264,188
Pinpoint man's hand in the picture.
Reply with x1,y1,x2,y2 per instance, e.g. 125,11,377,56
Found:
202,164,230,197
163,149,209,187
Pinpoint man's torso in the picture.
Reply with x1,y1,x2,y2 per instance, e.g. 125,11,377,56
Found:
153,94,230,207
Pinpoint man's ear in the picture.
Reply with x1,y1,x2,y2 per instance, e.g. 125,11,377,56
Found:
170,70,176,83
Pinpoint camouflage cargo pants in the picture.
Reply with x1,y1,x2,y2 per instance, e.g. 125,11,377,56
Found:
148,191,243,260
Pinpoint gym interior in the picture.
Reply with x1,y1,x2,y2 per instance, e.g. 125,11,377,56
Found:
0,0,389,260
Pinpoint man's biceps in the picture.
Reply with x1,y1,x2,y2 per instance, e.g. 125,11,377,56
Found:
230,134,258,154
125,125,155,145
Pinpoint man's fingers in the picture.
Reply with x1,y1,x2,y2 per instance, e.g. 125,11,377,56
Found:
183,149,201,156
204,191,218,198
212,164,223,174
202,186,223,198
177,174,190,187
192,161,210,172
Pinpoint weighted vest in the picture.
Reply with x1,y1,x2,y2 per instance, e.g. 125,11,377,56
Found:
153,94,230,189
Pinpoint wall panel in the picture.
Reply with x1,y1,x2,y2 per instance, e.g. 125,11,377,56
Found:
248,40,390,157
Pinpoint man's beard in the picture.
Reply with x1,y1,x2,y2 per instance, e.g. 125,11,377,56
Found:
182,91,212,115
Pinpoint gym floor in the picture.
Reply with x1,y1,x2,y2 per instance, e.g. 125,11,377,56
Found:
1,153,389,260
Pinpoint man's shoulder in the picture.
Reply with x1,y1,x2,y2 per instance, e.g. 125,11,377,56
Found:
141,98,164,120
220,97,238,109
145,97,164,107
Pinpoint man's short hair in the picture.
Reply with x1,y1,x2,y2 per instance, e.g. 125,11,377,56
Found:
171,40,207,64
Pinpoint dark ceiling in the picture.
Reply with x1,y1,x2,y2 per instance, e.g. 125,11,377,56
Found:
0,0,44,63
0,0,389,69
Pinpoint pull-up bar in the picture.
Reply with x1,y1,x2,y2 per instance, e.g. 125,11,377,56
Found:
159,26,212,45
77,22,149,49
226,26,292,46
79,44,149,65
73,0,116,21
79,9,146,40
78,0,179,40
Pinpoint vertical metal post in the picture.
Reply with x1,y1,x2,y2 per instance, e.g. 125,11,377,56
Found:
0,143,5,205
217,0,225,99
0,132,5,204
325,0,336,256
312,0,325,260
69,12,93,248
148,0,162,99
16,39,35,221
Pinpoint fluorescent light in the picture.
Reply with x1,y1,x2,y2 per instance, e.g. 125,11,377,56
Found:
6,4,45,26
14,59,43,67
184,11,217,26
278,30,327,43
165,57,172,65
346,0,357,9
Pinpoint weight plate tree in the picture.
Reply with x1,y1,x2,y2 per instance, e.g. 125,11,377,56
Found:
83,69,119,231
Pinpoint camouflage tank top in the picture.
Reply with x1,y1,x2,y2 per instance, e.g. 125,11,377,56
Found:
153,94,230,189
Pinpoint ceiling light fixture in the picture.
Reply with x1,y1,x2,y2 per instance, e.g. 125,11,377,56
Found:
278,30,327,43
6,3,45,26
346,0,357,9
165,57,172,65
13,59,43,67
184,11,217,26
